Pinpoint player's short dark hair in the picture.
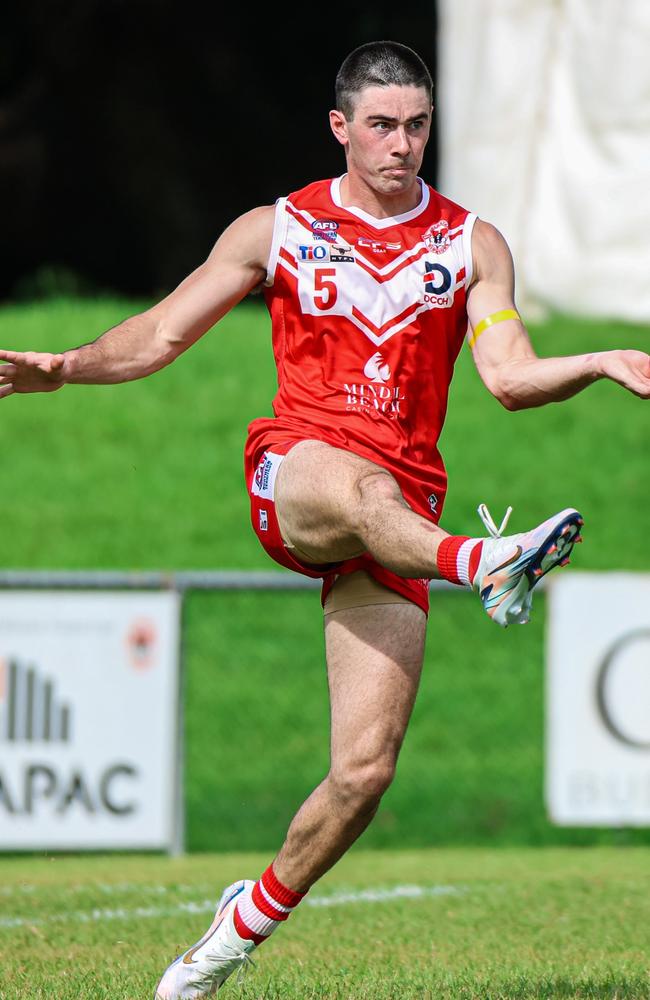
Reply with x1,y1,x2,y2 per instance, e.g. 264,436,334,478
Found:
335,41,433,119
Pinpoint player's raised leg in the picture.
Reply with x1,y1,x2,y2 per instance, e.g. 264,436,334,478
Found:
273,439,584,626
273,439,447,574
154,593,426,998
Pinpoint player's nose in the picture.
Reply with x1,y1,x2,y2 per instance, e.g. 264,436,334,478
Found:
390,126,411,157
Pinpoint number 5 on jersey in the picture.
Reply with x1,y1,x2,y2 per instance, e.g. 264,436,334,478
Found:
314,268,337,310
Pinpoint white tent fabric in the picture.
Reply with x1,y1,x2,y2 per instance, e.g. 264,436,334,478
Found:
437,0,650,321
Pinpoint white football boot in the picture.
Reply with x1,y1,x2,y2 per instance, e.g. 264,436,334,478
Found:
154,880,257,999
471,504,584,627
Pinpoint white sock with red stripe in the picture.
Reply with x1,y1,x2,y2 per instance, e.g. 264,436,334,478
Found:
233,863,306,945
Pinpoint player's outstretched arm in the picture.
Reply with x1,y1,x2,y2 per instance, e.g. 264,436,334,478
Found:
466,220,650,410
0,205,274,399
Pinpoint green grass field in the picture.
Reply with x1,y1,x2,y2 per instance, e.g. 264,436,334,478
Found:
0,298,649,997
0,297,649,851
1,847,649,999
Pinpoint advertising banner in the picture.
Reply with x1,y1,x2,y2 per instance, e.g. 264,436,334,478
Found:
0,591,181,850
546,573,650,825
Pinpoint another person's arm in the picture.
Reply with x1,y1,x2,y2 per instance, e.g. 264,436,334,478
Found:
0,205,274,397
466,220,650,410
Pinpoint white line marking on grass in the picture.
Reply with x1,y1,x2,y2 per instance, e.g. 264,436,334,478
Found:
307,885,461,907
0,900,222,929
0,881,204,898
0,884,462,929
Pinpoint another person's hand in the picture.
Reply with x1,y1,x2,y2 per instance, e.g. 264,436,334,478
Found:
0,351,66,397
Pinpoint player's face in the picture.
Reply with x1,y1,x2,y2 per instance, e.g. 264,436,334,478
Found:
329,85,432,198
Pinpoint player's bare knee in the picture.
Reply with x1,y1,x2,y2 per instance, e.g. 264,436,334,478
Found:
329,758,396,813
353,468,406,535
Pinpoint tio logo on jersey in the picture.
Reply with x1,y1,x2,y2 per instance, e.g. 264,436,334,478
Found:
298,243,330,262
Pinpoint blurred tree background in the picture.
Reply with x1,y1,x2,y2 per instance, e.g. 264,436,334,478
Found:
1,3,438,301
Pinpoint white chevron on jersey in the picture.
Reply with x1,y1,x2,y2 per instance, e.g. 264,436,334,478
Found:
350,301,435,346
354,223,465,277
273,207,473,348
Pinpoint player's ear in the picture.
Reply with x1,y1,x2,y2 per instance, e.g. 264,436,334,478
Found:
329,109,349,146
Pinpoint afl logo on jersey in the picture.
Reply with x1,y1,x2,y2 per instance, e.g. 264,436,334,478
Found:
423,219,450,255
311,219,339,243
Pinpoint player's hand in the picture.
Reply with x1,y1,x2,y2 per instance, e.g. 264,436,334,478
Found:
601,349,650,399
0,350,66,398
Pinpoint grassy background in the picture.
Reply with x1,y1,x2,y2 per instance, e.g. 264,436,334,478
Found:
1,847,649,999
0,297,649,850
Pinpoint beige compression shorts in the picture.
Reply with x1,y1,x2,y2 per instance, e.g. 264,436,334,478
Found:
323,570,416,615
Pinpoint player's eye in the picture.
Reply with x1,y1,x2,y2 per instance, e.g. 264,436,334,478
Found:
373,121,391,131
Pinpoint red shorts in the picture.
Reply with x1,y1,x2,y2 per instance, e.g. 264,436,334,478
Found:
244,437,432,616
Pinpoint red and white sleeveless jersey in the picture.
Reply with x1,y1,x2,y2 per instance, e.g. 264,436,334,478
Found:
246,175,476,518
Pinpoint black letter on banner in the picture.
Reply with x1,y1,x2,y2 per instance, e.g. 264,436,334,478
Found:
595,629,650,750
26,765,57,813
100,763,138,815
58,771,96,814
0,772,17,814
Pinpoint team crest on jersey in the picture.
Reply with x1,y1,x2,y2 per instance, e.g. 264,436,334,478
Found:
423,219,450,255
311,219,339,243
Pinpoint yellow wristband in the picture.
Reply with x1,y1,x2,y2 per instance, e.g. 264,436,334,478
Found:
468,308,521,349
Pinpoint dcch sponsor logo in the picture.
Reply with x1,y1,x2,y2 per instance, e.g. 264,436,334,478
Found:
422,261,452,307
